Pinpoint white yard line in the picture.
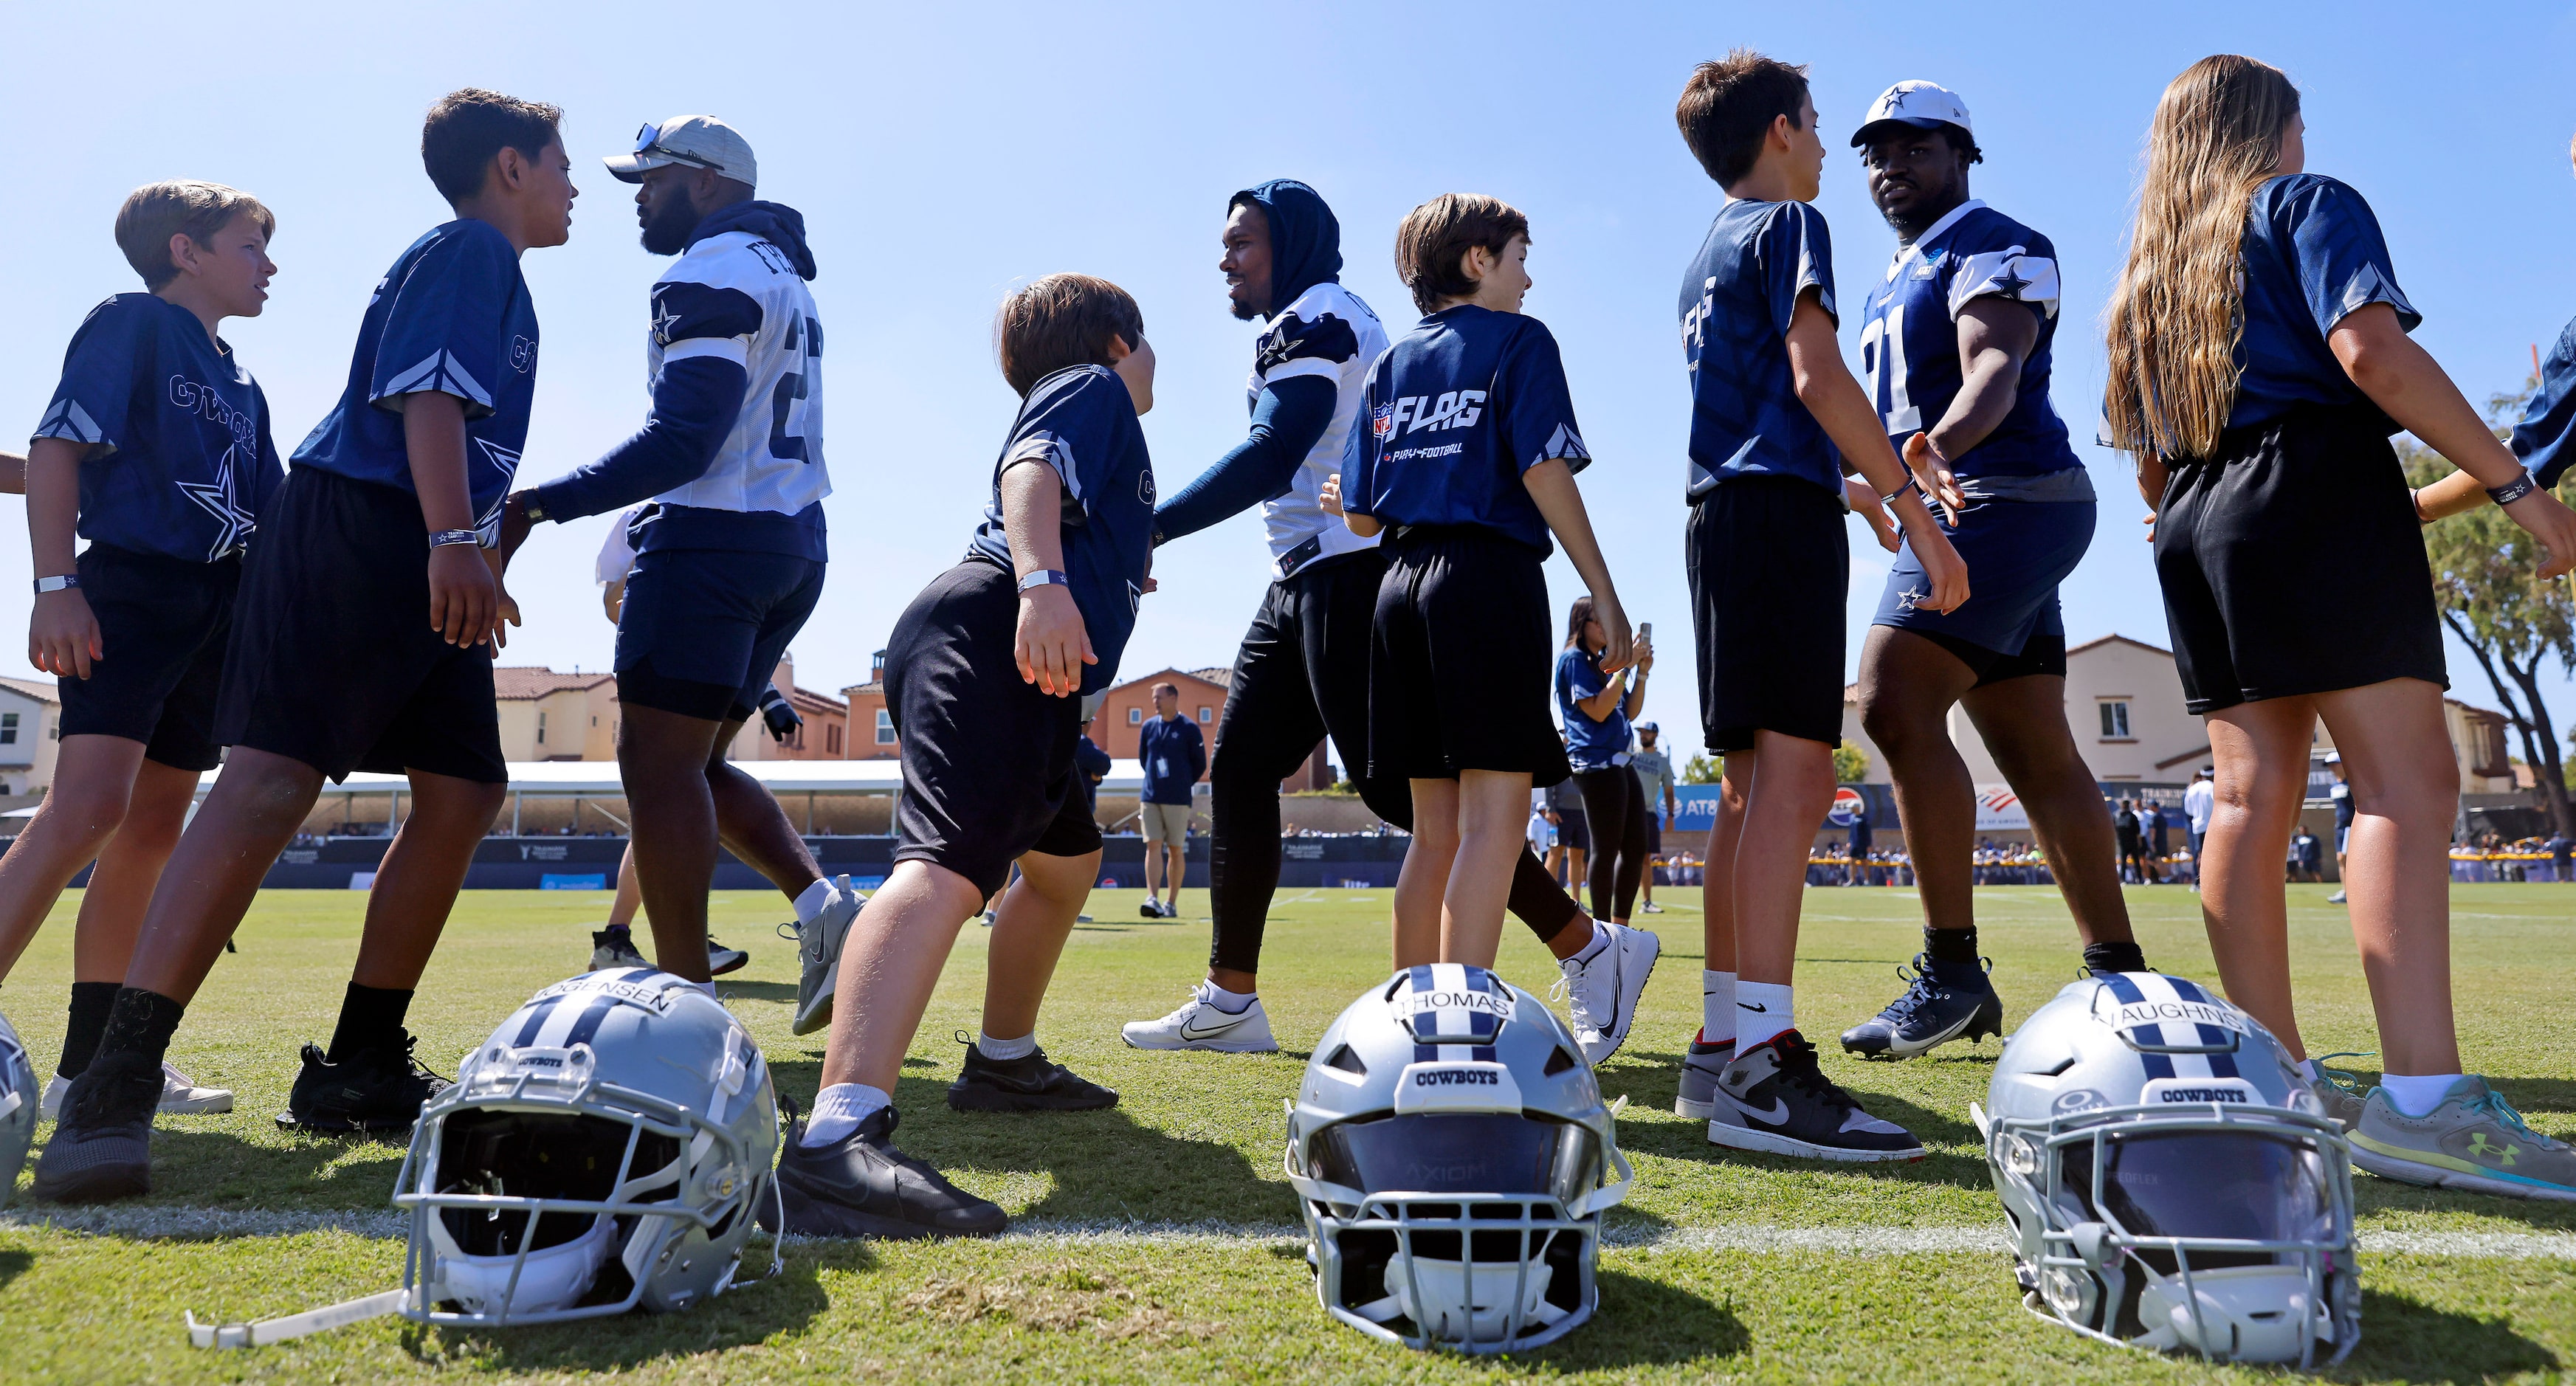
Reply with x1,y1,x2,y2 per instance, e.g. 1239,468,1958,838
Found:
7,1209,2572,1259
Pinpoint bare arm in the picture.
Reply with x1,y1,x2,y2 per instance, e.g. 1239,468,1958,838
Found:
0,450,25,496
1522,458,1630,672
1785,294,1969,612
25,438,97,678
402,392,504,647
1318,472,1382,537
1001,461,1094,697
1575,669,1628,721
1912,298,2040,512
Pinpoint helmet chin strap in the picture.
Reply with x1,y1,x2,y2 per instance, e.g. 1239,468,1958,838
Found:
187,1288,415,1351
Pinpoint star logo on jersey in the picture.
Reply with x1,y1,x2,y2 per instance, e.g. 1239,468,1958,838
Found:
176,444,258,560
651,301,683,348
1894,584,1929,613
1988,259,2032,301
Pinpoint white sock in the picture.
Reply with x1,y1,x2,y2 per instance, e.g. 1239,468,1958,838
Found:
793,877,837,923
2380,1072,2465,1118
1702,970,1737,1045
1202,982,1256,1013
2298,1058,2327,1083
1571,921,1612,966
800,1082,890,1146
1737,981,1794,1049
693,979,719,1000
978,1030,1037,1062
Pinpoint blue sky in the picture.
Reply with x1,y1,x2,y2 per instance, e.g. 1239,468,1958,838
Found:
6,1,2576,767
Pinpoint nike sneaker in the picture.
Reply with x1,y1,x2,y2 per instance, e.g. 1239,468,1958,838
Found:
763,1106,1007,1239
1139,900,1164,920
1704,1030,1925,1162
2349,1078,2576,1201
1120,982,1278,1053
704,936,748,976
275,1037,450,1136
1641,902,1664,914
41,1061,233,1120
1673,1031,1735,1119
946,1036,1118,1112
589,928,648,971
782,877,864,1036
1839,954,2003,1061
1549,922,1661,1066
29,1050,162,1202
2327,890,2348,904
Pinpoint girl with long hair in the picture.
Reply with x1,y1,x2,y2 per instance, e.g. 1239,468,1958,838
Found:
2105,55,2576,1200
1555,594,1653,925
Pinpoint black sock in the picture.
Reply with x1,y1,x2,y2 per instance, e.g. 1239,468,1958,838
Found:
1924,926,1980,966
325,982,415,1063
94,986,186,1074
58,981,120,1080
602,924,632,940
2084,940,2149,976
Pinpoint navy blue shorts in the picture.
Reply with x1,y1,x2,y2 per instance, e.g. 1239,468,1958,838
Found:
615,547,825,723
1873,497,2093,682
58,545,240,770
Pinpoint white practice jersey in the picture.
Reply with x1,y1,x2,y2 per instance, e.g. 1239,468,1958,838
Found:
646,230,827,517
1250,280,1387,577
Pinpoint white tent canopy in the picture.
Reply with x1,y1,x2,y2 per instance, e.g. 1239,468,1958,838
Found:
188,758,1152,800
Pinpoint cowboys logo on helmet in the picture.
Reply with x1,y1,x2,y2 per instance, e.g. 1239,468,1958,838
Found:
0,1009,35,1210
1285,964,1632,1354
393,968,779,1325
1975,972,2360,1367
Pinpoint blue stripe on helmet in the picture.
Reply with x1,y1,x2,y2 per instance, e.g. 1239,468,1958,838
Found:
2199,1026,2240,1078
512,997,562,1047
2101,973,2147,1004
563,994,620,1047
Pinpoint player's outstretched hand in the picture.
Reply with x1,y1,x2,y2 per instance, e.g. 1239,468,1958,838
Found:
1015,584,1097,697
2505,488,2576,579
1318,473,1345,517
29,588,101,680
1912,527,1971,614
1591,593,1635,674
428,544,498,648
1845,478,1900,553
1903,432,1964,524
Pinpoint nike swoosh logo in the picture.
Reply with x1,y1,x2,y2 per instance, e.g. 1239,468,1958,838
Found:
1725,1092,1791,1123
1740,1002,1768,1013
1178,1010,1250,1041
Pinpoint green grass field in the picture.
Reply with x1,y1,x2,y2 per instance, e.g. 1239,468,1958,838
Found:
3,880,2574,1382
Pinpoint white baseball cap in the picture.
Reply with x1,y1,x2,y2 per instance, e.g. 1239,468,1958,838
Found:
604,114,757,187
1850,80,1974,148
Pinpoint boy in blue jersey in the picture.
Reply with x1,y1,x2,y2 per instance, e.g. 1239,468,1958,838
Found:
1666,52,1966,1164
774,275,1156,1238
1832,83,2149,1063
1331,193,1631,977
36,90,577,1204
0,182,285,1125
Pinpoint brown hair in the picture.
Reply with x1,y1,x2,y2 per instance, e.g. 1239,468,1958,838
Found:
2103,56,2302,462
421,88,565,205
114,182,275,291
1394,193,1529,314
994,274,1146,397
1676,50,1811,188
1152,681,1178,698
1565,594,1597,648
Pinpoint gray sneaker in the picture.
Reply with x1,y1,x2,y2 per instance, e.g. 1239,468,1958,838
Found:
782,877,864,1036
2349,1077,2576,1201
1673,1032,1735,1119
2307,1053,2372,1134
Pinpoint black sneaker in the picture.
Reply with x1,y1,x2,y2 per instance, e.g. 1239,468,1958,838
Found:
1138,901,1163,920
276,1037,450,1135
1705,1030,1926,1162
1839,954,2003,1061
946,1034,1118,1112
761,1106,1007,1239
705,936,748,976
29,1051,160,1203
589,928,649,970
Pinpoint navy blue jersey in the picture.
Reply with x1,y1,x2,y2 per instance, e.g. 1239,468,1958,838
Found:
2228,174,2417,433
292,220,540,539
2512,311,2576,489
966,366,1155,696
1855,201,2079,483
1554,647,1630,772
1680,199,1839,499
1343,304,1588,555
32,294,280,562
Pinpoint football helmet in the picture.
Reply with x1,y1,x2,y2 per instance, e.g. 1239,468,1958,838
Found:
393,968,780,1325
0,1008,35,1210
1975,972,2359,1367
1285,964,1632,1354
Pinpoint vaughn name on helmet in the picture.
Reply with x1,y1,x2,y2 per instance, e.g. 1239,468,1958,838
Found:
1285,963,1633,1354
1975,970,2360,1368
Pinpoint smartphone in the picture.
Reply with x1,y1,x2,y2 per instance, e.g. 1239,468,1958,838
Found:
1637,621,1652,645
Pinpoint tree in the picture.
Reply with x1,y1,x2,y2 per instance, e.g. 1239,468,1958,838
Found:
1833,737,1871,785
2402,383,2575,835
1681,754,1723,785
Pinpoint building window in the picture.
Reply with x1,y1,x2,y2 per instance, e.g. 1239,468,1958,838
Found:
537,711,547,745
1129,707,1143,725
0,712,18,745
2098,701,2131,739
1198,706,1213,723
824,725,841,755
875,710,895,745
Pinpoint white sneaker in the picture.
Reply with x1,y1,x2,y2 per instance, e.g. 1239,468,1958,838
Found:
1642,902,1664,914
1550,921,1661,1066
43,1061,234,1119
1120,982,1278,1053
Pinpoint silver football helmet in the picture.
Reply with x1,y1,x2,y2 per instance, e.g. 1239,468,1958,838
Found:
393,968,780,1326
1975,971,2359,1367
1285,964,1632,1354
0,1008,35,1210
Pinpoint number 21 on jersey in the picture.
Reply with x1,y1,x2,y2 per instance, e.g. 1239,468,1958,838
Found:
1858,303,1920,435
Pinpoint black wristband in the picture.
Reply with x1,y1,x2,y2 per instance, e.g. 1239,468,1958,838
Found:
1881,477,1927,508
2487,469,2540,506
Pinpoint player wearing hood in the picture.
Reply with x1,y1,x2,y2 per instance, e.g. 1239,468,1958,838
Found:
1121,180,1656,1063
501,114,859,991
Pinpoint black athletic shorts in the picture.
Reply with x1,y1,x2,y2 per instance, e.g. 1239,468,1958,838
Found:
885,559,1101,897
1367,525,1570,786
1645,815,1662,855
2155,404,2446,714
214,466,505,784
615,544,825,722
56,545,240,770
1556,808,1590,853
1689,475,1848,751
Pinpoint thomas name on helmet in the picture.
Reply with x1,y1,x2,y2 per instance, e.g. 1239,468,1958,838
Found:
1408,990,1511,1018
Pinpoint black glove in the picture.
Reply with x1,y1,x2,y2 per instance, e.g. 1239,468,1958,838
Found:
757,683,802,742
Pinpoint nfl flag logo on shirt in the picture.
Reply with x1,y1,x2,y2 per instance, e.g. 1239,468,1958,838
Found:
1372,402,1394,439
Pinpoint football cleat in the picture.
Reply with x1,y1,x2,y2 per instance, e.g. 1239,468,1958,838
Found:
276,1038,449,1136
1549,922,1660,1066
782,877,863,1036
2349,1078,2576,1201
1705,1030,1925,1162
1120,983,1279,1052
1840,954,2002,1061
946,1035,1117,1112
28,1049,159,1203
765,1105,1006,1239
589,928,648,971
1673,1031,1736,1118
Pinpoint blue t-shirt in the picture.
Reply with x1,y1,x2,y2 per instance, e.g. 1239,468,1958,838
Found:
2511,311,2576,489
2227,174,2417,433
965,365,1155,697
32,294,281,562
1136,714,1206,805
1855,201,2080,485
1554,647,1630,772
1681,199,1839,499
292,219,541,539
1343,304,1588,556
